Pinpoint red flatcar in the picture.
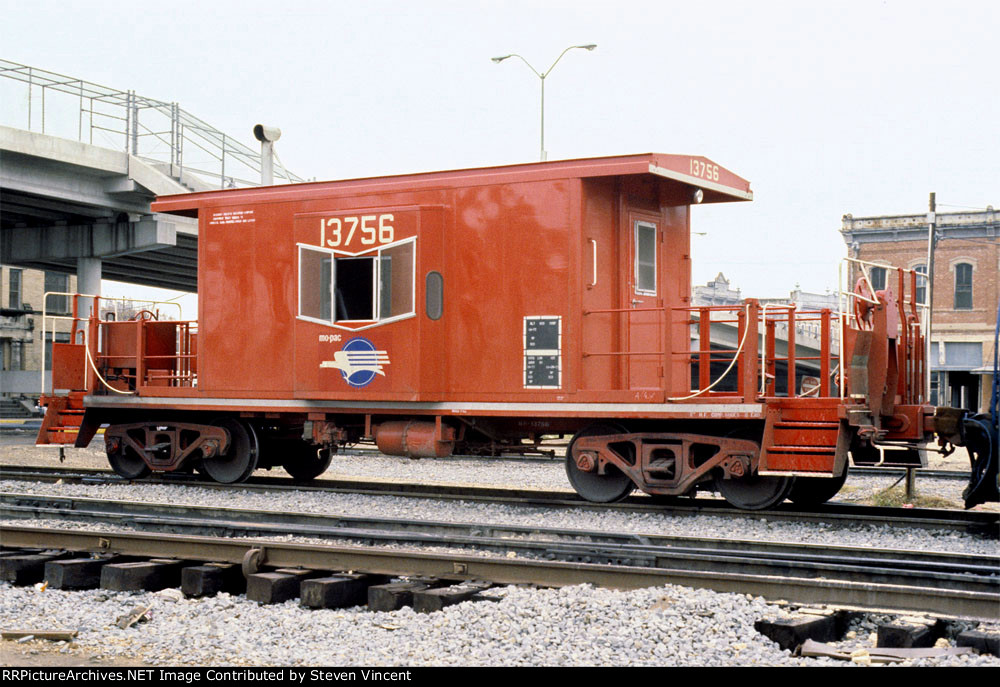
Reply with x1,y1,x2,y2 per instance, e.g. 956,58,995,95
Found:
37,154,998,509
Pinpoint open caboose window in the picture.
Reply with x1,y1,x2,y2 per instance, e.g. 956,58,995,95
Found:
298,238,416,329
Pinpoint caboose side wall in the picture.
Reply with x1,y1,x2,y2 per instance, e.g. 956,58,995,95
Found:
193,172,695,403
193,177,580,402
439,179,576,398
199,190,449,399
199,199,297,394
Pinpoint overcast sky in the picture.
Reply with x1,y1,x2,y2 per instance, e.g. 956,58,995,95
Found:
2,0,997,313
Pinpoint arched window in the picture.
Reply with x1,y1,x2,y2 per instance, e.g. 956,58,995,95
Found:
954,263,973,310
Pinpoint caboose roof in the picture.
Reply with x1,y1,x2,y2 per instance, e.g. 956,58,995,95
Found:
151,153,752,217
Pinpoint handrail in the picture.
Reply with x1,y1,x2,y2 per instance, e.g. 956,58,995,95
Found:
41,293,195,397
0,59,303,189
39,291,97,398
585,300,840,401
85,343,135,396
668,305,752,401
838,256,930,402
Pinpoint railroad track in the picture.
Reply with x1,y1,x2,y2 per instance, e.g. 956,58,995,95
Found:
2,493,997,619
1,464,996,533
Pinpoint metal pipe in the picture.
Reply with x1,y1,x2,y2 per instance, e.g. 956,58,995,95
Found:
253,124,282,186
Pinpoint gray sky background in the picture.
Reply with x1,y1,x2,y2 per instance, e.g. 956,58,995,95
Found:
2,0,997,313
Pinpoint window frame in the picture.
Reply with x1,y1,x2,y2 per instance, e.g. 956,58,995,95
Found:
954,262,973,310
633,220,658,296
8,268,22,310
297,236,417,331
44,272,70,315
869,266,887,292
913,264,927,306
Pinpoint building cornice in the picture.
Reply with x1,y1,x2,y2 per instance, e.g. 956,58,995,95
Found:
840,208,998,245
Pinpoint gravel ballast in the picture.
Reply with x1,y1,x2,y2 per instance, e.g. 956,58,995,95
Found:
1,469,995,556
3,581,998,667
1,449,998,667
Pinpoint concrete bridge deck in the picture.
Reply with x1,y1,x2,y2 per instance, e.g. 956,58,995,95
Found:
1,125,198,291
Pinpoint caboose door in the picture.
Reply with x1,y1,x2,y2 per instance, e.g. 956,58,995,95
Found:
623,214,663,390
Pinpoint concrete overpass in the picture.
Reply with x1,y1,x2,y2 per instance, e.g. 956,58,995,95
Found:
0,59,306,397
0,58,303,296
1,124,199,292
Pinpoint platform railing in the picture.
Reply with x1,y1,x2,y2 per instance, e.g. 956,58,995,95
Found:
41,294,195,396
759,304,836,398
583,300,842,402
39,291,96,396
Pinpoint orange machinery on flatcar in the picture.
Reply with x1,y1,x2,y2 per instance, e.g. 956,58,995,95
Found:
37,154,998,509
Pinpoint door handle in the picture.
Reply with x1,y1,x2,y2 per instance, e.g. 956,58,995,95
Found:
589,239,597,287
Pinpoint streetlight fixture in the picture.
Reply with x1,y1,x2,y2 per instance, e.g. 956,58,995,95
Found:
492,44,597,161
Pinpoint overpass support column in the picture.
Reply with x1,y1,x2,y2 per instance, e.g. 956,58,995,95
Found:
77,256,102,319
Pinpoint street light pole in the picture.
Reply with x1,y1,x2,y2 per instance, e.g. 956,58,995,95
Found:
540,74,545,161
492,44,597,161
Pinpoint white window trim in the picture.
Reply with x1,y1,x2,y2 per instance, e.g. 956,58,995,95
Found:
297,236,417,331
947,256,978,272
951,260,974,310
634,220,658,296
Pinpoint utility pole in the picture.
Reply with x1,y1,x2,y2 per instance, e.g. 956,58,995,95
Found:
909,192,937,503
925,192,937,405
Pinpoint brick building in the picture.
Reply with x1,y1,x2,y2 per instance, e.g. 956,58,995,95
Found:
841,208,998,413
1,265,77,398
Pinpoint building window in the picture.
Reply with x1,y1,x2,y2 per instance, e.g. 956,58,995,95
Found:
944,341,982,368
10,341,23,371
44,272,70,315
954,263,973,310
8,268,22,309
913,264,927,306
869,266,886,292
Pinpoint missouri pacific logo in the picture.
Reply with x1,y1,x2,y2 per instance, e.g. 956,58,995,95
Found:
320,337,390,388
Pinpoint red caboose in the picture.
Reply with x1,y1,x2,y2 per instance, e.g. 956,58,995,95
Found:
37,154,997,509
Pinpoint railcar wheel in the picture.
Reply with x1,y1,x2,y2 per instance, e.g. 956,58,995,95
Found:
202,419,259,484
715,472,792,510
107,443,151,480
565,423,635,503
283,445,334,481
787,467,849,506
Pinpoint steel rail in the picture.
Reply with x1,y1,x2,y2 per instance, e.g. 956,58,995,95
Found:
0,462,976,480
1,524,995,620
0,494,1000,602
3,491,995,571
1,465,994,532
3,494,997,601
